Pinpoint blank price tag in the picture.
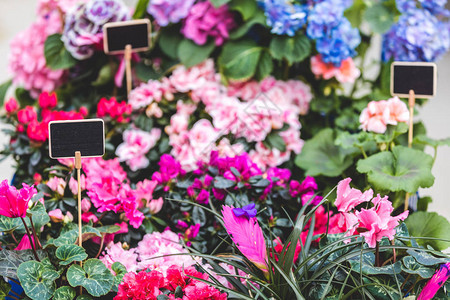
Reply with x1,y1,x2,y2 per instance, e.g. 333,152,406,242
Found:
103,19,151,54
48,119,105,158
391,62,437,98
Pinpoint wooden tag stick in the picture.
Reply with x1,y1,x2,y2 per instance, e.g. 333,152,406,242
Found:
404,89,416,211
75,151,83,262
125,44,132,96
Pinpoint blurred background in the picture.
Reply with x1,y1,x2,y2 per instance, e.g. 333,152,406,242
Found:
0,0,449,220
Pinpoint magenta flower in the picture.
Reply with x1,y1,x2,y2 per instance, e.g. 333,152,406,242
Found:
233,203,257,219
152,154,186,189
0,180,36,218
418,263,450,300
181,1,236,46
14,234,35,251
290,176,322,205
222,205,267,270
334,177,373,213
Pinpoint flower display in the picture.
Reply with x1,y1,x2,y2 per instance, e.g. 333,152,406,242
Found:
62,0,130,59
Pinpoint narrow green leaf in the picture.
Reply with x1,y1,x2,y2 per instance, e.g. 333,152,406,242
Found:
132,0,150,19
0,80,12,107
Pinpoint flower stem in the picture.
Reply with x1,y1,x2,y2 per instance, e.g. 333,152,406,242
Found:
20,217,40,261
375,241,380,267
28,216,42,249
10,231,19,244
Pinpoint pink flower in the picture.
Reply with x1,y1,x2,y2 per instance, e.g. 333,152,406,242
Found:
128,79,174,110
356,194,409,248
418,263,450,300
135,179,158,206
81,198,91,212
169,59,216,92
387,96,409,125
100,242,139,273
46,176,66,196
311,54,360,83
14,234,35,251
360,97,409,134
290,176,322,205
222,205,267,270
148,197,163,214
227,80,261,101
116,128,161,171
49,209,64,223
97,97,132,123
69,174,86,195
38,91,57,109
335,178,373,213
182,1,236,46
17,106,37,124
27,121,49,143
82,212,99,223
8,12,64,97
4,98,19,114
0,180,36,218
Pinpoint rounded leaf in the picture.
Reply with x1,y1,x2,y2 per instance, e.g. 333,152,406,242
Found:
17,261,59,300
56,245,88,265
53,286,76,300
405,211,450,250
67,259,114,297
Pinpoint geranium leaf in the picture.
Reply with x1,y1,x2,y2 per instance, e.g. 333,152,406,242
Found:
56,245,88,265
405,211,450,251
111,262,127,292
53,286,76,300
414,135,450,148
295,129,353,177
219,40,263,81
401,256,435,278
357,146,434,193
269,34,311,65
177,39,215,68
67,259,114,297
44,34,77,70
17,261,59,300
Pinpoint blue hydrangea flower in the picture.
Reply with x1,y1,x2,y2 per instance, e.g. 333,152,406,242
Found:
396,0,449,16
306,0,345,40
233,203,257,219
259,0,308,36
382,8,450,62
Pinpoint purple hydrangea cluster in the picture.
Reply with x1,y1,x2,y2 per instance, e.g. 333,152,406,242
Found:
397,0,449,16
258,0,308,36
62,0,130,60
147,0,196,27
307,0,360,65
382,8,450,62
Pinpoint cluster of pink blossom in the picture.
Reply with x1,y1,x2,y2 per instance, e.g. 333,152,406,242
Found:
8,6,65,97
334,178,409,248
130,59,312,171
359,96,409,134
97,97,132,123
310,54,360,83
115,127,162,171
5,93,86,144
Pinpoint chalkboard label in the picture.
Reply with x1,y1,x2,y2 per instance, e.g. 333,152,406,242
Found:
391,62,437,98
49,119,105,158
103,19,151,54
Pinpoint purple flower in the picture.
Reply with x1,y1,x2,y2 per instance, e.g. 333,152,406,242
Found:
152,154,186,188
258,0,308,36
147,0,196,27
418,262,450,300
382,8,450,62
233,203,257,219
181,1,236,46
62,0,130,59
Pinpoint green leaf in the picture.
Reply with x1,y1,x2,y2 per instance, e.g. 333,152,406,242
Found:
135,114,153,131
132,0,150,19
53,229,78,247
178,39,215,68
92,63,114,86
219,40,263,81
0,215,21,232
210,0,230,7
17,261,59,300
414,135,450,148
295,129,353,177
53,286,76,300
269,34,311,65
67,259,114,297
229,10,266,40
15,87,34,107
0,79,12,107
402,256,435,278
349,259,402,275
364,3,394,34
214,176,236,189
405,211,450,251
357,146,434,193
159,27,183,60
344,0,366,28
267,133,286,152
229,0,257,20
255,50,273,80
0,249,47,278
44,34,77,70
0,279,11,298
96,225,121,234
111,262,127,292
22,202,50,231
406,249,450,266
77,295,93,300
56,245,88,265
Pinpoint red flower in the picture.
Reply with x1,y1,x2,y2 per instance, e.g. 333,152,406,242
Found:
17,106,37,124
38,91,57,109
4,97,19,114
97,97,132,123
27,120,48,143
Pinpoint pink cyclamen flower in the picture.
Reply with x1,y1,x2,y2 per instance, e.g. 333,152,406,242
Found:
181,1,236,46
49,209,64,223
148,197,163,214
0,180,36,218
17,106,37,124
38,91,58,109
335,178,373,213
418,263,450,300
356,195,409,248
14,234,35,251
4,98,19,115
222,205,267,270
